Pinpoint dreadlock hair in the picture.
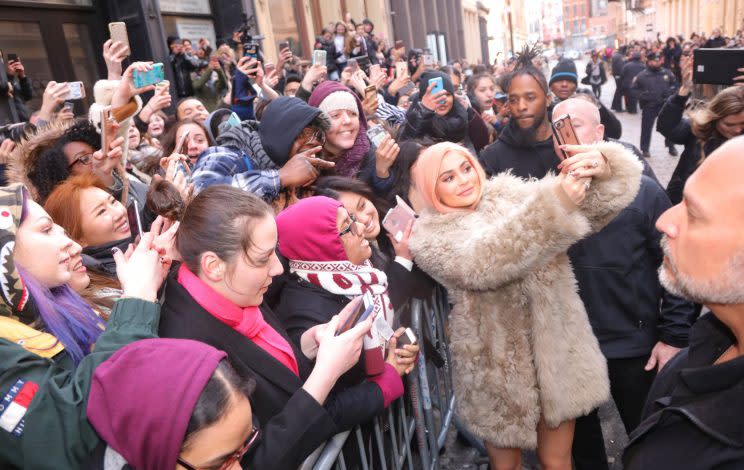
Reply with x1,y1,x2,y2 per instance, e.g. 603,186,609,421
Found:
499,44,549,97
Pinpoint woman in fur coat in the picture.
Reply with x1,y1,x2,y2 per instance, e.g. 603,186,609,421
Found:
408,140,642,470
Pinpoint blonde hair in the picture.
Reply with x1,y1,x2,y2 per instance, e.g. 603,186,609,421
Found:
689,86,744,162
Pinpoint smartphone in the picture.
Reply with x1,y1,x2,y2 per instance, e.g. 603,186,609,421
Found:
155,79,170,94
396,328,418,347
366,124,388,148
382,195,417,242
264,62,276,75
312,49,326,66
551,114,581,161
336,298,375,336
369,63,381,78
428,76,444,95
126,200,143,240
100,107,112,155
423,54,434,66
62,101,74,112
278,41,289,51
693,48,744,85
226,112,241,127
348,58,358,72
364,84,377,100
175,129,191,154
6,53,17,63
63,81,86,100
244,43,259,59
395,61,408,78
131,63,165,88
108,22,130,53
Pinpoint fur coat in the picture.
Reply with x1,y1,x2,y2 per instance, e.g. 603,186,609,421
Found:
409,141,643,449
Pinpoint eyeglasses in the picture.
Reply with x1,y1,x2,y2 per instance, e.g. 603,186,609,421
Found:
68,153,94,169
177,425,260,470
338,213,362,238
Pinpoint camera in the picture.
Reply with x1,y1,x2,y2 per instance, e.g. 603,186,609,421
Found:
237,14,264,62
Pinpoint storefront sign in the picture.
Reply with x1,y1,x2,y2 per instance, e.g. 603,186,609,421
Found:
160,0,211,14
176,19,216,49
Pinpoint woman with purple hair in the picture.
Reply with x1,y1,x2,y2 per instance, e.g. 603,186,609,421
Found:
0,182,173,468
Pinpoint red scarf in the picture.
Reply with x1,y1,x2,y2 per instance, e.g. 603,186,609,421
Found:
177,265,299,376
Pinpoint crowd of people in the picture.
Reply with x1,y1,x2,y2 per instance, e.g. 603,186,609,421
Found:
0,14,743,470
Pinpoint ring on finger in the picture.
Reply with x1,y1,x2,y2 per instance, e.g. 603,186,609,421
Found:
584,180,591,190
591,161,599,168
568,169,575,176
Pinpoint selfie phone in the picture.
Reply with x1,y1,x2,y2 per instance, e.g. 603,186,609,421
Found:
336,297,375,336
395,61,408,78
63,82,86,100
693,48,744,85
366,125,388,148
312,49,326,66
176,129,191,155
6,53,17,63
382,195,417,243
131,63,165,88
226,112,241,128
244,43,259,59
348,58,358,72
108,22,130,53
551,114,581,161
126,200,143,240
428,76,444,95
396,328,418,347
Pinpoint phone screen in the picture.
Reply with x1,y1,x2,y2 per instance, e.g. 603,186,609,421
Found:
7,53,18,62
336,298,371,336
428,77,444,95
126,201,142,240
175,129,191,155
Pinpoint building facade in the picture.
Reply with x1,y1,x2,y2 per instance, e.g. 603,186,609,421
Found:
563,0,592,49
656,0,744,38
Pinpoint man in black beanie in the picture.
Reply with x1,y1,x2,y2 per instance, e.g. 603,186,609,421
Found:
549,59,579,101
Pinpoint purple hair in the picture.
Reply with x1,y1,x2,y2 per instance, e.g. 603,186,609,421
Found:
17,191,105,364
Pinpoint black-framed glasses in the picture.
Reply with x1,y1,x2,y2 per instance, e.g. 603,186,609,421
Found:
68,152,94,169
338,213,362,238
177,425,260,470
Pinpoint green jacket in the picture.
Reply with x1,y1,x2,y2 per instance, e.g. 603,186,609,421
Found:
0,298,160,469
192,66,229,112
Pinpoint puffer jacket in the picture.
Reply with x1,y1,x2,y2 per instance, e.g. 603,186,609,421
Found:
409,141,643,449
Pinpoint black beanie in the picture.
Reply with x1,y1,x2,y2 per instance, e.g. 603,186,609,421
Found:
418,71,455,98
549,60,578,86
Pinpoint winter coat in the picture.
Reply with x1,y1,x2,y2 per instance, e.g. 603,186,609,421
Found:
656,93,725,204
0,299,160,470
623,313,744,469
409,141,643,448
568,175,696,359
611,52,625,77
631,66,677,109
621,58,645,90
585,61,607,85
168,53,198,98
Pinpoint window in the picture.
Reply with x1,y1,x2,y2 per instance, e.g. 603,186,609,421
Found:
0,21,53,113
266,0,304,57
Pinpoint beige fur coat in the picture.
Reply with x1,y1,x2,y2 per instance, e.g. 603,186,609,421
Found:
409,141,643,449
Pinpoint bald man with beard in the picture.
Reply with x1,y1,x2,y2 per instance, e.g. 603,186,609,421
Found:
553,99,697,470
624,136,744,469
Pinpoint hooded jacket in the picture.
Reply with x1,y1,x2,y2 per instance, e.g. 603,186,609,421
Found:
191,97,330,200
479,119,561,178
409,141,642,448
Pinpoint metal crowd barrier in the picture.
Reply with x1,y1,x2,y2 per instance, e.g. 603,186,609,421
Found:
300,286,456,470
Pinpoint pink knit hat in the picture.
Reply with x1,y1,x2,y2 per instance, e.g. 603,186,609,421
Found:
276,196,348,261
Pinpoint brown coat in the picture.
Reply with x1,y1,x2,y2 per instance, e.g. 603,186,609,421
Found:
409,141,643,449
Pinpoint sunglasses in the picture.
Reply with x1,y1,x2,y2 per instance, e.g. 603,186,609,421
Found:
177,425,259,470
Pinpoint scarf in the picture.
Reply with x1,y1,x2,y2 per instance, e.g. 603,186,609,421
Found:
177,265,299,376
82,237,132,278
289,258,393,375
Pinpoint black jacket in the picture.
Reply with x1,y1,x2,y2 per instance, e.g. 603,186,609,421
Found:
631,66,677,109
158,270,384,470
703,36,727,48
656,93,726,204
479,120,560,178
568,176,695,358
624,313,744,469
611,52,625,77
168,53,198,98
620,58,645,90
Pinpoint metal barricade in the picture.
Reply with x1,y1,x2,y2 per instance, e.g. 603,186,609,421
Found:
301,287,456,470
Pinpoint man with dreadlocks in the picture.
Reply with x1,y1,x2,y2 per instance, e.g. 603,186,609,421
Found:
479,46,561,179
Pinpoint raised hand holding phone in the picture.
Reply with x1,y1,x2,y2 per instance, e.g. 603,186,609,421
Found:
112,62,157,108
421,82,447,111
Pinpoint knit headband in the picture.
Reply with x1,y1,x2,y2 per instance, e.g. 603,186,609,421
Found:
318,91,359,115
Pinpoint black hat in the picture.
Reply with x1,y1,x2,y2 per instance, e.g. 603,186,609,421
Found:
549,59,578,86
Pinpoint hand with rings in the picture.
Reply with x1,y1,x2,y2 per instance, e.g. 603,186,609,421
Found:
558,146,611,181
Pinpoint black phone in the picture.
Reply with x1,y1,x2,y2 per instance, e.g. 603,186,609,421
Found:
126,200,143,240
278,41,289,51
7,53,17,62
396,328,418,347
244,43,259,60
336,298,374,336
693,48,744,85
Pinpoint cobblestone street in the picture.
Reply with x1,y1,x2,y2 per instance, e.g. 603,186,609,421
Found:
440,62,678,470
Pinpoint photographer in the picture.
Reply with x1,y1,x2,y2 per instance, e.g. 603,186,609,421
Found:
1,54,32,121
192,53,230,112
167,36,199,98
